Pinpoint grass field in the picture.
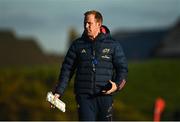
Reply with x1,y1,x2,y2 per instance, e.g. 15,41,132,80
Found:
0,59,180,120
116,59,180,120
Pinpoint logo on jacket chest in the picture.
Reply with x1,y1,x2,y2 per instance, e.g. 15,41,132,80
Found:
101,48,110,59
102,48,110,54
81,49,86,54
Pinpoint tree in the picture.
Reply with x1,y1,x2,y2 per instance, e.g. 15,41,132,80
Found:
67,27,79,48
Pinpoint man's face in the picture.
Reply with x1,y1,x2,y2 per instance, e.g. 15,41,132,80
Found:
84,14,101,39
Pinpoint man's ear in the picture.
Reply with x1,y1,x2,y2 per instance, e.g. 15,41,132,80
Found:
97,22,102,27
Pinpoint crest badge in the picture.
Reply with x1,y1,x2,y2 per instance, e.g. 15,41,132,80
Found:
102,48,110,54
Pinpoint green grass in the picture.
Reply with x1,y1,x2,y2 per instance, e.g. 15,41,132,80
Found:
115,59,180,120
0,59,180,120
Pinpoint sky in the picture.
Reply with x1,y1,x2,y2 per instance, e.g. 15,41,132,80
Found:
0,0,179,55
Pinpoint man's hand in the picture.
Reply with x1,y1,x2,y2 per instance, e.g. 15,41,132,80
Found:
50,93,60,108
102,80,117,94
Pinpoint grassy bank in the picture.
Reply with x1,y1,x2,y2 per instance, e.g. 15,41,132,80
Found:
0,59,180,120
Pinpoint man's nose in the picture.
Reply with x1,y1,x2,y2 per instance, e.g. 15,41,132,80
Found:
85,23,89,29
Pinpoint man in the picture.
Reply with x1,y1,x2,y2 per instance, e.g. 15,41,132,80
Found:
52,10,128,121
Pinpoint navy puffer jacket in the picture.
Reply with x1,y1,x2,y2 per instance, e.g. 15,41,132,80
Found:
55,26,128,95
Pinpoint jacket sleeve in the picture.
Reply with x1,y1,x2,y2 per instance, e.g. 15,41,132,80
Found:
55,42,78,95
113,41,128,91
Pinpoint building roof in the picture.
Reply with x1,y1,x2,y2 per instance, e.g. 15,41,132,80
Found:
155,19,180,57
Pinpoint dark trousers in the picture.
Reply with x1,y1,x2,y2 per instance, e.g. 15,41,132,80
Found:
75,94,113,121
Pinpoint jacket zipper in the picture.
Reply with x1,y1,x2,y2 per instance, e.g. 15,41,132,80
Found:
92,41,96,94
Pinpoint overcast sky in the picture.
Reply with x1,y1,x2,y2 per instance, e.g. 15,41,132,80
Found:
0,0,179,54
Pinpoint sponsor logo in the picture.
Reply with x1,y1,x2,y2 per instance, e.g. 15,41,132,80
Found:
101,55,110,59
81,49,86,53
